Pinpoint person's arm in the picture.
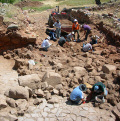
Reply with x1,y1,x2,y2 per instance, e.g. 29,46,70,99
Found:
88,45,93,52
81,98,85,104
53,22,56,27
86,91,93,101
84,30,86,35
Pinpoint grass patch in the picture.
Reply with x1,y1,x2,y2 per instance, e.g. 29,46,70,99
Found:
5,12,13,18
30,0,44,1
23,5,52,12
59,0,111,6
13,0,45,4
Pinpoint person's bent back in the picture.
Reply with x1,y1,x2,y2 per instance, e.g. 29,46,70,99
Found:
82,43,92,52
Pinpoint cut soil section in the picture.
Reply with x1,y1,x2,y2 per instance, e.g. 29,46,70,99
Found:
15,0,43,8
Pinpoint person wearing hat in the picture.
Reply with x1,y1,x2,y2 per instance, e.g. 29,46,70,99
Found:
66,31,75,41
53,19,61,39
90,35,99,45
87,82,108,103
41,36,51,51
70,84,87,104
72,19,80,41
81,24,91,41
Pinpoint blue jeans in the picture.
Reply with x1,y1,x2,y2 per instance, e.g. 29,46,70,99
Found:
56,28,61,38
43,45,50,51
71,97,81,104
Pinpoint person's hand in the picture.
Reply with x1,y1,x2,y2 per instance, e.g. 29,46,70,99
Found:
83,101,86,104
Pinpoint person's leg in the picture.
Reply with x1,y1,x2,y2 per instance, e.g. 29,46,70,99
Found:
74,98,81,104
59,28,61,38
73,30,77,40
85,30,90,40
77,30,80,40
56,28,59,38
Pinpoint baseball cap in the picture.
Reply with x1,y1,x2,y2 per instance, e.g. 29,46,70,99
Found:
94,86,99,91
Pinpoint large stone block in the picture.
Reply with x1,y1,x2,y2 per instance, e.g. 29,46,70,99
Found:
73,66,86,73
0,95,7,110
18,74,40,89
4,86,29,100
42,71,61,87
102,64,116,74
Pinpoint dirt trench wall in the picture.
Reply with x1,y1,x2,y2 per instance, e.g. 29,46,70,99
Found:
0,30,36,54
0,17,36,54
97,21,120,45
70,9,91,24
69,9,120,43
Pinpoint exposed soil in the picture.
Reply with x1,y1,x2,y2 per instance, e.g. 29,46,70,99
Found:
15,0,43,8
0,1,120,120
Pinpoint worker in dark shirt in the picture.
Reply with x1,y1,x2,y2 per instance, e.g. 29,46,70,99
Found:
87,82,108,103
58,36,67,47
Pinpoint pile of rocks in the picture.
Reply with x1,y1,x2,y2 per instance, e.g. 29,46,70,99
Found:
0,40,120,119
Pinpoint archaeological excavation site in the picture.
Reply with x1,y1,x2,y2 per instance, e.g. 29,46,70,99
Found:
0,0,120,121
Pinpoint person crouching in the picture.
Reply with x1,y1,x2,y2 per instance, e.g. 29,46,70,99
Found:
70,84,87,104
41,36,51,51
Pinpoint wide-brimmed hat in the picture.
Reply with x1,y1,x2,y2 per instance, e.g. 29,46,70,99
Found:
79,84,87,92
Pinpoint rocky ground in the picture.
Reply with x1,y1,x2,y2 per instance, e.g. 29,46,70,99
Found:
0,1,120,121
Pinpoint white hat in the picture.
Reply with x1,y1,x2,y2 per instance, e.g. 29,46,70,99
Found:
74,19,77,22
80,25,83,28
47,36,50,40
72,31,74,34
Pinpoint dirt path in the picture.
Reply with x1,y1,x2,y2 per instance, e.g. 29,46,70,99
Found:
0,56,18,95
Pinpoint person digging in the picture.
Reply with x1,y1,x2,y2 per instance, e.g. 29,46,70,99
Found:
81,24,91,41
86,82,108,103
58,36,69,47
70,84,87,105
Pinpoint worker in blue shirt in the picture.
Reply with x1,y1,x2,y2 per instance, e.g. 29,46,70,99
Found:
70,84,87,104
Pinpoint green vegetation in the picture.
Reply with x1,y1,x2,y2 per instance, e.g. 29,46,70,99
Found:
0,0,16,4
30,0,44,1
23,5,52,12
58,0,110,6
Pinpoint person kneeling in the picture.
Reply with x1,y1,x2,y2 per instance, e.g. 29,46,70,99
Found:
82,43,92,52
70,84,87,104
41,36,51,51
87,82,108,103
58,36,67,47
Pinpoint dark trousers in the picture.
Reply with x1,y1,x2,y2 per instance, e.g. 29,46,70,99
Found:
73,30,80,40
85,30,90,40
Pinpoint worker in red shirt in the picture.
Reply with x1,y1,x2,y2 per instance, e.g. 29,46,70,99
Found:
72,19,80,41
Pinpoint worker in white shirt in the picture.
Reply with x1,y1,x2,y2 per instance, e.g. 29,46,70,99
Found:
53,19,61,39
82,43,92,52
41,36,51,51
